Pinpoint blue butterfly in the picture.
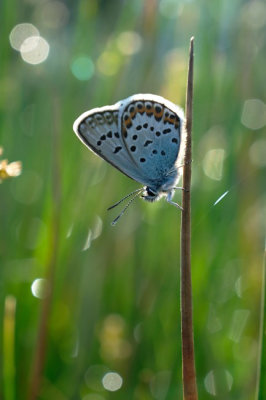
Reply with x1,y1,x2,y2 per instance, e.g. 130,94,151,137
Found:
73,94,185,224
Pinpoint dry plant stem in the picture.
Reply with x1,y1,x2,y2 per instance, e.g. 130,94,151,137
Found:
256,244,266,400
180,37,198,400
28,97,62,400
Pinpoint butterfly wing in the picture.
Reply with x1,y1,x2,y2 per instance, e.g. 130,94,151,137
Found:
73,102,149,184
118,94,185,188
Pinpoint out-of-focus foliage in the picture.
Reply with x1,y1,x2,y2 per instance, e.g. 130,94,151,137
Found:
0,0,265,399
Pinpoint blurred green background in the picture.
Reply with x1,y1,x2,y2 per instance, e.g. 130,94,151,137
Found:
0,0,265,399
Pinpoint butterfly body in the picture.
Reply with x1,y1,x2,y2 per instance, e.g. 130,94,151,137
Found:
73,94,185,222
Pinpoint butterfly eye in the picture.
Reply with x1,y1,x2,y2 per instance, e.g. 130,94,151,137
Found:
146,187,157,197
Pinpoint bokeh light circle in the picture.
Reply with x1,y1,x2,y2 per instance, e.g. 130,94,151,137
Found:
20,36,50,65
97,52,120,76
241,99,266,130
9,23,39,51
203,148,225,181
31,278,50,299
204,369,233,396
249,139,266,166
34,1,70,29
116,31,142,55
71,56,95,80
102,372,123,391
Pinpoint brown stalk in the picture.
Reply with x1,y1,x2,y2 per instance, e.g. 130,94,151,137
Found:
180,37,198,400
256,244,266,400
28,96,62,400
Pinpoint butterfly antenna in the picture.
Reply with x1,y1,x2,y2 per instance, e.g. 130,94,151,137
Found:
107,187,143,211
111,190,143,226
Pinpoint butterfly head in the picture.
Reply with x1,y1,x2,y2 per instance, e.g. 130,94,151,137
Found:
141,187,162,202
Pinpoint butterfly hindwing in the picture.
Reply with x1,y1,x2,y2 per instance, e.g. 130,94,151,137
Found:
119,94,184,186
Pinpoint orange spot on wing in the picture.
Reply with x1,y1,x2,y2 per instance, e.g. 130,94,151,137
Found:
136,104,145,114
175,119,180,128
155,108,164,118
125,116,133,128
130,108,137,119
163,116,175,125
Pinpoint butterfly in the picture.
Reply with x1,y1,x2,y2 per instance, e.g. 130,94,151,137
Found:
73,94,185,225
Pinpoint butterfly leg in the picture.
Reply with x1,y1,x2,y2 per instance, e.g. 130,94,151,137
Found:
166,190,183,210
173,186,189,193
173,186,185,190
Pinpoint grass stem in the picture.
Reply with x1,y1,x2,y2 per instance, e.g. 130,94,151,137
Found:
28,96,62,400
256,241,266,400
180,37,198,400
3,296,16,400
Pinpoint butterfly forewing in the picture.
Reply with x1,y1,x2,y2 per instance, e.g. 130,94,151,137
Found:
74,104,148,183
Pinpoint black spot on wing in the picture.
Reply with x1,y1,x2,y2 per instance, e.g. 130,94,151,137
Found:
114,146,122,154
144,140,153,147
